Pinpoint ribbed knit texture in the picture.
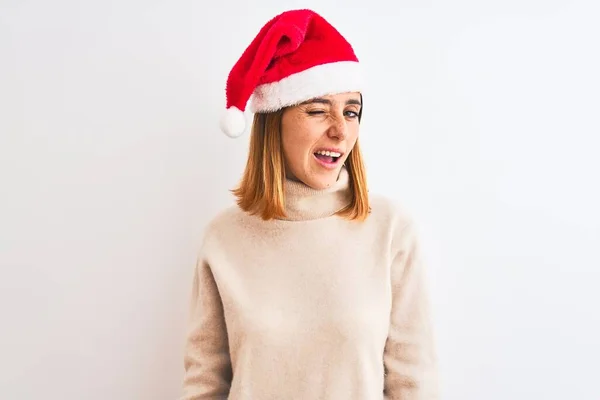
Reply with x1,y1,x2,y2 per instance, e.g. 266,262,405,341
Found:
181,167,438,399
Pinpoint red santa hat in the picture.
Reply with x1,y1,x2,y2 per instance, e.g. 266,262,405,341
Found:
219,9,364,138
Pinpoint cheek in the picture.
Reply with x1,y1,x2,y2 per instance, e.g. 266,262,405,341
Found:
350,120,360,136
286,134,314,164
347,125,360,146
282,118,319,160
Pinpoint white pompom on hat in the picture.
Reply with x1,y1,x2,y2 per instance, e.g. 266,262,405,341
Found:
220,9,364,138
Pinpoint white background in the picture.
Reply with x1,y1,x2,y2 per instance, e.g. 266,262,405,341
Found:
1,0,599,399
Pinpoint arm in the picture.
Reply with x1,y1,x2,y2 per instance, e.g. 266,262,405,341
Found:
383,220,439,399
180,256,232,400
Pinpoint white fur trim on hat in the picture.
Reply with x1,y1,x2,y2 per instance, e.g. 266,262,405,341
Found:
249,61,364,113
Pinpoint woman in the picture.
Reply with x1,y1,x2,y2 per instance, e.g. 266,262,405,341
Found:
181,9,438,400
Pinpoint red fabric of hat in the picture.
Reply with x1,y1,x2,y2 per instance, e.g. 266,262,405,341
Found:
220,9,364,138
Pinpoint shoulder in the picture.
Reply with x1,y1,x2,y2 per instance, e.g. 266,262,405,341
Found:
367,192,420,251
205,204,243,229
368,192,416,229
199,204,246,248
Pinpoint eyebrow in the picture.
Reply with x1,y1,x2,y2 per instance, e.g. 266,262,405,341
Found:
301,97,362,106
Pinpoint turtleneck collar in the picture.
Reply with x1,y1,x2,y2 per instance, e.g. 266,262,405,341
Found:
279,166,352,221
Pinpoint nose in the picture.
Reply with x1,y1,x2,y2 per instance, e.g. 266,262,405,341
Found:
326,113,347,140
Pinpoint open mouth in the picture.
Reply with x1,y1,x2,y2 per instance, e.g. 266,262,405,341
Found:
313,150,343,166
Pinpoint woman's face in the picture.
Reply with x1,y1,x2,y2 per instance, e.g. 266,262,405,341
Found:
281,92,362,190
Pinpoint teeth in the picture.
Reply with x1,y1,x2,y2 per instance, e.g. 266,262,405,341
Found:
315,150,341,157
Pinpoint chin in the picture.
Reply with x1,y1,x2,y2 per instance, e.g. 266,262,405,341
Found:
308,169,341,190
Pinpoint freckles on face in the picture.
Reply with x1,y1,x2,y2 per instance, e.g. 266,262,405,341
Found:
281,109,320,169
279,92,361,188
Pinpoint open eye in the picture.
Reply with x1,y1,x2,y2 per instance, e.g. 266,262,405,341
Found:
344,110,359,118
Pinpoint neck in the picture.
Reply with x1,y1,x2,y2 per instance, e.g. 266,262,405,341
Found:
280,166,351,221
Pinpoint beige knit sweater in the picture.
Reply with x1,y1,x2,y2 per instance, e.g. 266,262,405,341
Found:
180,167,438,399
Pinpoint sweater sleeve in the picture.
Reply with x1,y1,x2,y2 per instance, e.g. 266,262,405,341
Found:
383,219,439,399
180,256,232,400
